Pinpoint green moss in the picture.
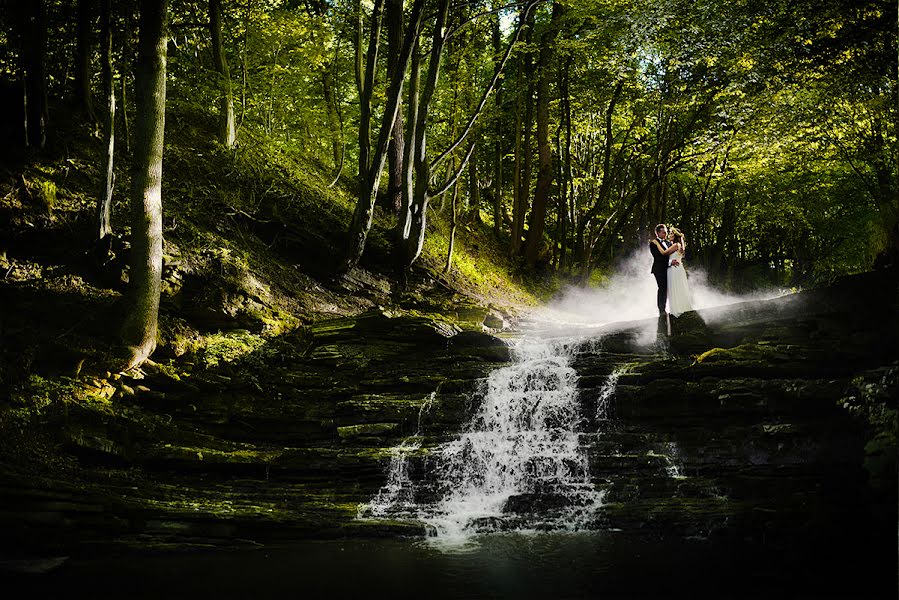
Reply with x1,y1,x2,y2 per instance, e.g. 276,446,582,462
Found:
199,330,267,368
337,423,400,439
36,179,57,210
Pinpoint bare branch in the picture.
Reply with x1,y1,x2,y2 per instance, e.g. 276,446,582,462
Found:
431,142,476,198
445,0,536,39
430,0,538,172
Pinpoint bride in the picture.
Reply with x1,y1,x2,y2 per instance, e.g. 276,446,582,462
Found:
666,228,693,317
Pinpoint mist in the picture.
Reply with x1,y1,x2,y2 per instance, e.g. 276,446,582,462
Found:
531,248,789,329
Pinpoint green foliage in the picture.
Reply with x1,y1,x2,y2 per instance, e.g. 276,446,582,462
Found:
840,364,899,486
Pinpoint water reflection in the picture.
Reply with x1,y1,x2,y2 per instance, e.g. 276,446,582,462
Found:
12,529,894,599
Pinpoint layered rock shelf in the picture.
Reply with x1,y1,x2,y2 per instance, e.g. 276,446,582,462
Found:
0,271,896,558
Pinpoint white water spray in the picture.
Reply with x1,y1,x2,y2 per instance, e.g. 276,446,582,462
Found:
359,333,607,542
359,393,434,519
534,249,788,328
596,368,626,421
423,336,604,539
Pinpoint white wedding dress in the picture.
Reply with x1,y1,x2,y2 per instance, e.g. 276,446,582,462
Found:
667,250,693,317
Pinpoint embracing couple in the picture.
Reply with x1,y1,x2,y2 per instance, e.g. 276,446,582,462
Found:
650,224,693,318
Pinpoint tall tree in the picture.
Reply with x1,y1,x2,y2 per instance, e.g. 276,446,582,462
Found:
510,10,534,256
209,0,235,148
524,2,562,268
95,0,115,244
121,0,168,369
491,7,503,237
384,0,405,214
342,0,425,272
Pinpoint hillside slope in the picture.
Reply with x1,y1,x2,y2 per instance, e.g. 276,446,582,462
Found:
1,106,538,386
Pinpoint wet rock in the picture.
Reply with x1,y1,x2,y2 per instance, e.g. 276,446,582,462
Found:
447,330,511,362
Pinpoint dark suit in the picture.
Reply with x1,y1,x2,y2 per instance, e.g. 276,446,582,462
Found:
649,238,670,315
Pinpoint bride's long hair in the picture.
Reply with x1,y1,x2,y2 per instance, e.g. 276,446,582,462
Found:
669,227,686,252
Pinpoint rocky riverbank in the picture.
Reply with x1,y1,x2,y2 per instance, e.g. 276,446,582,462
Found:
0,269,895,563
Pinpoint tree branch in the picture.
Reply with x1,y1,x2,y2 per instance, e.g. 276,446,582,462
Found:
431,141,476,198
430,0,538,172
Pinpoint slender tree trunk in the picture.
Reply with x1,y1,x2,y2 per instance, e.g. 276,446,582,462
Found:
308,0,343,170
525,2,561,268
238,0,251,132
512,14,535,257
121,73,131,152
445,179,458,272
397,39,420,258
265,47,278,135
491,9,503,237
559,59,572,272
322,68,342,170
75,0,95,120
518,37,535,255
511,69,523,254
349,0,385,263
210,0,235,148
574,81,624,266
468,147,481,222
96,0,115,242
384,0,405,214
22,0,49,149
121,0,168,369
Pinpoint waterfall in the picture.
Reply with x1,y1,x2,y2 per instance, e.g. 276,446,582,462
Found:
361,334,608,541
359,393,434,519
596,367,625,421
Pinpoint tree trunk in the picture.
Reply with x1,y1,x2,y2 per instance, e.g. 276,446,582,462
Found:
346,0,386,269
559,59,572,272
511,68,523,254
445,179,458,272
468,147,481,222
96,0,115,243
491,9,503,237
322,68,343,171
525,2,561,268
344,0,424,272
121,73,131,152
308,0,343,171
22,0,49,149
121,0,168,370
512,16,534,257
401,0,451,270
210,0,235,148
397,39,420,260
75,0,95,120
384,0,404,214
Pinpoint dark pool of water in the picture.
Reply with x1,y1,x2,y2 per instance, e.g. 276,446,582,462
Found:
7,528,896,599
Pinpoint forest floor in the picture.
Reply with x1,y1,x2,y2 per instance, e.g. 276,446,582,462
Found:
0,104,551,395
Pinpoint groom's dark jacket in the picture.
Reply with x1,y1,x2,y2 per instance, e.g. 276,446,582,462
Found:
649,238,670,274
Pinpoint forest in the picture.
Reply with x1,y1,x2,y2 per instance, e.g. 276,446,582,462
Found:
0,0,896,594
1,1,895,330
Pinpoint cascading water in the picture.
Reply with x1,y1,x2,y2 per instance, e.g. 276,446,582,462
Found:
359,393,434,519
360,333,606,541
596,367,625,421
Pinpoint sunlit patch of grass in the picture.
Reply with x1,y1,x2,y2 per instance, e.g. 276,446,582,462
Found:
8,374,116,420
421,215,539,308
198,330,268,369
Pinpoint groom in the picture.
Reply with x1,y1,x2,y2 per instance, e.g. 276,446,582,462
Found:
649,224,679,316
